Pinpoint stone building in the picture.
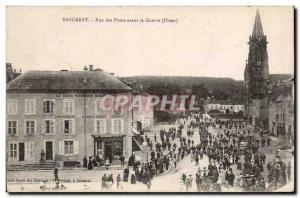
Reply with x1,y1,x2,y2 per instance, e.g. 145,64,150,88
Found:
205,101,244,114
6,68,137,167
244,10,269,129
244,11,294,140
268,79,294,143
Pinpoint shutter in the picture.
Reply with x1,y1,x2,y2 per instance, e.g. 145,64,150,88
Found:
72,100,75,114
104,120,107,134
43,101,46,113
60,120,64,134
70,120,75,134
101,120,105,134
74,141,79,155
41,120,45,134
25,142,29,160
24,121,27,136
118,120,122,133
16,121,18,136
50,100,54,113
59,141,64,155
51,120,55,135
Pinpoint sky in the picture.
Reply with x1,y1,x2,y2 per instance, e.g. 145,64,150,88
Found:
6,6,294,80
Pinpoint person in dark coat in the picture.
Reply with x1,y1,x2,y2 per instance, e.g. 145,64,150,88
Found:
54,166,59,181
83,155,88,168
123,167,129,182
88,156,93,170
131,174,136,184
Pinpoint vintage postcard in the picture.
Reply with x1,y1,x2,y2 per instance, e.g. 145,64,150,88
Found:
6,6,295,193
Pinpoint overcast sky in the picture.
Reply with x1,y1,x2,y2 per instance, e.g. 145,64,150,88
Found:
6,6,294,80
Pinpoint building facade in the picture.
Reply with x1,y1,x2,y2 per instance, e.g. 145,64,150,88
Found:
205,102,244,114
7,69,136,166
268,80,294,143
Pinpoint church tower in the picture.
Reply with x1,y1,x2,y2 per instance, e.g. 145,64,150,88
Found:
244,10,269,121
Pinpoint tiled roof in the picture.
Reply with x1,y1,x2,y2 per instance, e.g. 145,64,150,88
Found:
7,70,132,93
269,74,293,82
269,82,293,101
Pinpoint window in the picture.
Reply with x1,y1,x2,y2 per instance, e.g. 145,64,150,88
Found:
9,143,17,158
113,119,123,134
59,140,78,155
7,120,17,135
7,100,18,115
43,120,55,135
43,100,54,114
95,119,106,134
25,99,36,115
64,141,74,155
63,99,74,114
25,120,36,135
62,119,74,134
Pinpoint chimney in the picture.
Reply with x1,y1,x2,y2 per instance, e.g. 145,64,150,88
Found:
89,65,93,71
19,69,22,73
13,69,16,73
83,66,88,71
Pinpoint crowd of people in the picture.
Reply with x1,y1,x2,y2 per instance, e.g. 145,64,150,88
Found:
97,112,293,192
177,113,293,192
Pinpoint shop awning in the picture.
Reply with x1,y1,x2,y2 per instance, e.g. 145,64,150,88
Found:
91,134,126,138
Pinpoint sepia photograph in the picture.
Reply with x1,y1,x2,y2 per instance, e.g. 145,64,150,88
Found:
6,6,295,193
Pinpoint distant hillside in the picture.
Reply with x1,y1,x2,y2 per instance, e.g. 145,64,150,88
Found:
121,76,244,103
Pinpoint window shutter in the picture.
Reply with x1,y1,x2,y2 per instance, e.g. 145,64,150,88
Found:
43,101,46,113
25,142,29,160
60,120,64,134
74,141,79,155
41,121,45,134
120,120,123,134
95,120,98,133
51,120,55,135
59,141,64,155
72,101,75,114
118,120,121,133
50,100,54,113
24,121,27,136
70,120,75,134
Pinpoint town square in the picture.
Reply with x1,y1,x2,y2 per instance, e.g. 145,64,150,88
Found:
6,7,294,193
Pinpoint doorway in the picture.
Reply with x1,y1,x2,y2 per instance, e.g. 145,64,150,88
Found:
104,144,112,163
19,142,25,161
45,141,53,160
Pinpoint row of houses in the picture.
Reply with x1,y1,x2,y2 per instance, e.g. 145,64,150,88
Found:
204,100,244,114
6,64,153,167
248,76,294,142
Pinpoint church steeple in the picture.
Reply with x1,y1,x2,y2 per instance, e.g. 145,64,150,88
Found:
244,10,269,118
252,10,264,38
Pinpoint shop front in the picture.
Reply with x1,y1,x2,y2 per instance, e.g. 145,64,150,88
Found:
93,135,125,164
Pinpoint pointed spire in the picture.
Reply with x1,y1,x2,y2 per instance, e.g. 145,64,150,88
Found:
252,10,264,38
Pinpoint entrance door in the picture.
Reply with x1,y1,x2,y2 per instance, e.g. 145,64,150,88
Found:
19,142,25,161
45,141,53,160
104,144,112,163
